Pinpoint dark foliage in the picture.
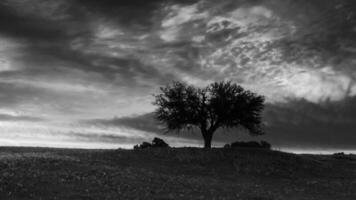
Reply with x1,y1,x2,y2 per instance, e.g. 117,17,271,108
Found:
224,144,231,148
333,152,345,156
152,137,169,148
229,140,272,149
134,142,152,149
134,137,170,149
153,81,265,148
260,140,272,149
332,152,356,161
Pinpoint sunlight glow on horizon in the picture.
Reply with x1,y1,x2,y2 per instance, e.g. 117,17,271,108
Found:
0,120,354,155
0,121,205,150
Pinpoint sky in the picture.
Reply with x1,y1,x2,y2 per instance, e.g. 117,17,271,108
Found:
0,0,356,153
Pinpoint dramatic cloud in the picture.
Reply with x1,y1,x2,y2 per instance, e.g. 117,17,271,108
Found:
0,0,355,151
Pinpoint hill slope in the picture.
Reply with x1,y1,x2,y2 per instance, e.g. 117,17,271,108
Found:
0,147,355,200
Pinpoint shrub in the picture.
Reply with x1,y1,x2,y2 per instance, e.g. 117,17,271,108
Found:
229,140,271,149
133,137,170,149
260,141,272,149
152,137,169,148
333,152,345,156
224,144,231,148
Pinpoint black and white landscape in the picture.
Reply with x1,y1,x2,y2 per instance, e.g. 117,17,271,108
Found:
0,0,356,199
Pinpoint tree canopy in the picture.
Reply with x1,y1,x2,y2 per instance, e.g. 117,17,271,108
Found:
153,81,265,148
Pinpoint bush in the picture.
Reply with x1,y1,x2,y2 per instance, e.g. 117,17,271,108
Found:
224,144,231,148
333,152,345,156
134,142,151,150
152,137,169,148
134,137,170,149
229,140,271,149
260,140,272,149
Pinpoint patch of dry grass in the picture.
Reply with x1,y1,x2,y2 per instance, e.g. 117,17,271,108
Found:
0,147,355,200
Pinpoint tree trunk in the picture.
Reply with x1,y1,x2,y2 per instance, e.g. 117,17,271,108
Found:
202,131,213,149
204,138,211,148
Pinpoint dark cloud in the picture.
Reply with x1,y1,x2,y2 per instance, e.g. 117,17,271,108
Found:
70,131,142,144
264,98,356,149
0,114,44,122
268,0,356,67
87,112,211,143
0,83,44,107
0,1,83,42
0,0,179,91
75,0,165,29
89,113,161,133
18,44,177,88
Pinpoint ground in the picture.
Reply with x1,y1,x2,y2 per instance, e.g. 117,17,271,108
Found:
0,147,355,200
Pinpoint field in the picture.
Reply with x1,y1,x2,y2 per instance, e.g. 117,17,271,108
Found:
0,147,355,200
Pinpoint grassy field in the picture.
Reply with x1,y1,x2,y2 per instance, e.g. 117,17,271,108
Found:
0,147,355,200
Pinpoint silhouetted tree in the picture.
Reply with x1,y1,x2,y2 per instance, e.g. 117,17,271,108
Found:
153,81,265,148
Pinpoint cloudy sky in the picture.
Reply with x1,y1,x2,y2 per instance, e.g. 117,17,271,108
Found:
0,0,356,153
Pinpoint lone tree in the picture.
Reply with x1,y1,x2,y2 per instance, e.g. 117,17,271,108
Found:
153,81,265,148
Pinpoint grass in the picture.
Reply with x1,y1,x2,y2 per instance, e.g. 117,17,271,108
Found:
0,147,355,200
